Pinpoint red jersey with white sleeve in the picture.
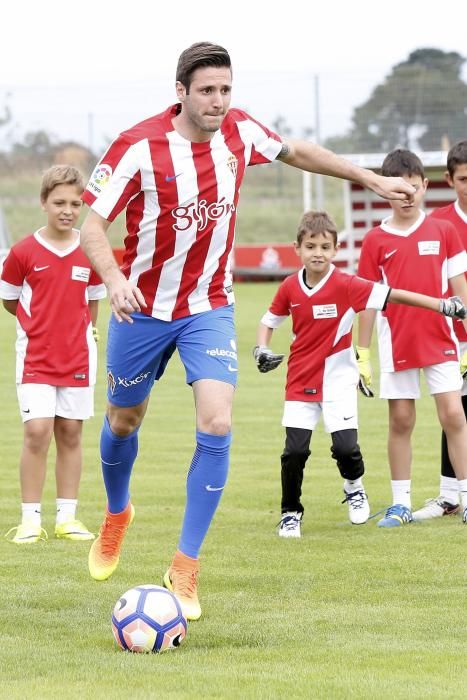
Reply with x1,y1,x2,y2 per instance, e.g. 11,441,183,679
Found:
82,104,282,322
357,211,467,372
0,230,106,386
261,265,390,402
430,201,467,342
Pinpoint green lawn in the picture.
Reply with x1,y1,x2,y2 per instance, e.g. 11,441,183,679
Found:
0,284,465,699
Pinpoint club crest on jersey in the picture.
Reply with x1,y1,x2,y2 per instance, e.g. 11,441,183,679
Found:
227,152,238,179
88,164,112,194
312,304,338,319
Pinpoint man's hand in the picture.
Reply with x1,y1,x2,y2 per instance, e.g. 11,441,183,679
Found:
107,271,147,324
461,350,467,379
253,345,285,373
367,173,416,202
356,346,374,397
439,296,467,320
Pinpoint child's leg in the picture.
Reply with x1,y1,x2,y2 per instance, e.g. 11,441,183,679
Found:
331,429,370,524
330,428,364,487
20,417,54,522
434,391,467,482
280,426,312,514
54,417,83,500
387,398,415,507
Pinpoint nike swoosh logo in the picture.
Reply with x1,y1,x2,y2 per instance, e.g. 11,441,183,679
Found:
101,459,122,466
165,173,182,182
22,409,31,413
291,303,300,307
343,416,354,420
384,250,397,259
205,485,224,491
228,363,238,372
34,265,50,271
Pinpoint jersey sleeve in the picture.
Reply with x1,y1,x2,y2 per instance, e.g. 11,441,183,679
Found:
0,248,24,299
349,275,390,312
234,110,282,166
260,280,290,328
82,134,143,221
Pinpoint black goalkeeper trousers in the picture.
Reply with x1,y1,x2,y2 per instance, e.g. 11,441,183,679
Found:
280,426,365,514
440,393,467,478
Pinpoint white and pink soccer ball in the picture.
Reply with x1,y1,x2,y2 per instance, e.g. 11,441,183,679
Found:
111,584,187,653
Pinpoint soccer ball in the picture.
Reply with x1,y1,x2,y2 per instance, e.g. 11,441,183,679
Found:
111,584,187,653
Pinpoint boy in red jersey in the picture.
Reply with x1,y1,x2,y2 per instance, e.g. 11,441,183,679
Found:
356,149,467,527
253,211,466,537
413,141,467,520
1,166,106,544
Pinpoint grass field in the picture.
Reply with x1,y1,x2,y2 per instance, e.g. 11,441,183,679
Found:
0,283,466,700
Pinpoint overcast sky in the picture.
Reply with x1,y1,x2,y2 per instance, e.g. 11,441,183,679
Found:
1,0,466,153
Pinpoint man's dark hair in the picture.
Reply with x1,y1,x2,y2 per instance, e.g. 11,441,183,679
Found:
446,140,467,177
176,42,231,92
381,149,425,179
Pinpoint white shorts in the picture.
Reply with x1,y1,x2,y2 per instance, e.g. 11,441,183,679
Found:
16,384,94,423
380,362,462,399
282,389,358,433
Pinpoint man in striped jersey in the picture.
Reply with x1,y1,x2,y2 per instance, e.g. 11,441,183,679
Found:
80,41,415,620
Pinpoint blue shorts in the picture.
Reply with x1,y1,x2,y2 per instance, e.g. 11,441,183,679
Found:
106,305,237,407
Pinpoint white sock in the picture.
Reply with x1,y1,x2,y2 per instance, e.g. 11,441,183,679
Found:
22,502,41,526
344,478,364,494
391,480,411,509
56,498,77,525
458,479,467,511
439,476,459,505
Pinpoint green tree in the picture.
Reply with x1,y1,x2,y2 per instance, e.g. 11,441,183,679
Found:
325,48,467,153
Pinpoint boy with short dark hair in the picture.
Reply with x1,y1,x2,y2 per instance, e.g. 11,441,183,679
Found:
357,149,467,527
412,140,467,520
1,165,106,544
254,210,466,537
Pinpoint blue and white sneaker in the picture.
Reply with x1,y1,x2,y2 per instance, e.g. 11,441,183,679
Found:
377,504,412,528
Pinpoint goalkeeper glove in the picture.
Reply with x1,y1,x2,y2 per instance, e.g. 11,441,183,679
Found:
439,296,467,319
355,345,374,398
92,326,100,343
461,350,467,379
253,345,285,373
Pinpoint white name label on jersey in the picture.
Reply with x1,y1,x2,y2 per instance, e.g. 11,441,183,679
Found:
418,241,440,256
72,266,91,282
312,304,338,318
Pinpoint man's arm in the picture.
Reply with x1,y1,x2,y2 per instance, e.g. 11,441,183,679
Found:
277,139,415,202
80,209,146,323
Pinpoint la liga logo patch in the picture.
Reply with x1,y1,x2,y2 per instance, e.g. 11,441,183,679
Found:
87,164,112,194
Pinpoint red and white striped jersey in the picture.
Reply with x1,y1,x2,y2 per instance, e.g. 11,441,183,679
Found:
357,212,467,372
0,230,106,386
82,104,282,321
430,201,467,342
261,265,390,402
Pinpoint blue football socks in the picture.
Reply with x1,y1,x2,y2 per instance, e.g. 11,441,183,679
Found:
178,430,231,558
100,416,139,514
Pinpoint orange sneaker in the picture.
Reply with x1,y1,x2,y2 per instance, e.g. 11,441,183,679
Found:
88,502,134,581
163,550,201,621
